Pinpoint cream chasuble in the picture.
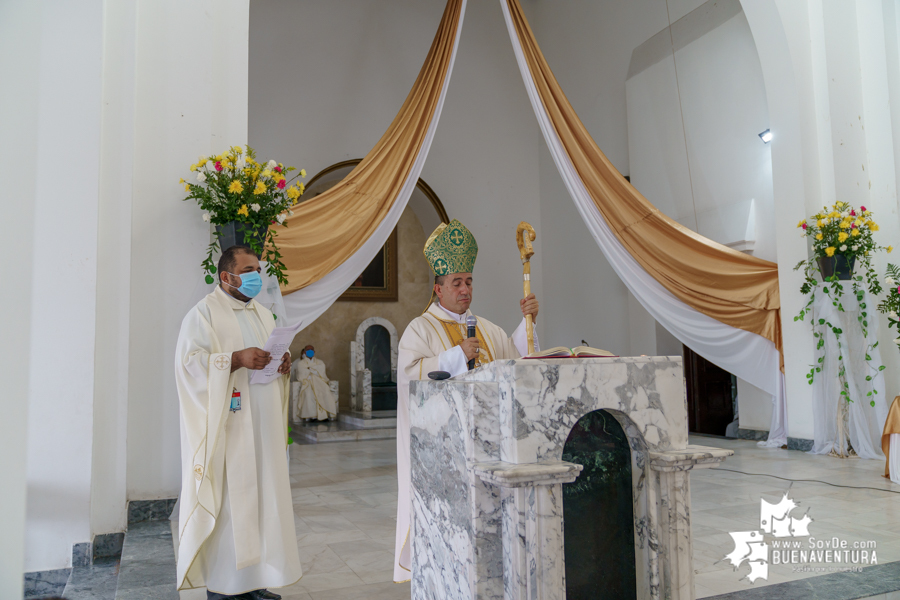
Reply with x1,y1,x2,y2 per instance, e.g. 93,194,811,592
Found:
291,356,337,420
174,287,302,594
393,302,536,582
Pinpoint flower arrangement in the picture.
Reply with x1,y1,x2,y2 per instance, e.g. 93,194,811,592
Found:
181,145,306,285
793,201,891,408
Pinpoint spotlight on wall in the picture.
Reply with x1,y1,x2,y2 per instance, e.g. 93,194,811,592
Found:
758,129,773,143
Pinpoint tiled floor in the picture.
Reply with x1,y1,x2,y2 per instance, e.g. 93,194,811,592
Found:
690,436,900,598
177,439,407,600
164,435,900,599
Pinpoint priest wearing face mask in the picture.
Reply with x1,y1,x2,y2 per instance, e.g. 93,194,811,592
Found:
291,345,337,421
174,244,302,600
392,220,540,582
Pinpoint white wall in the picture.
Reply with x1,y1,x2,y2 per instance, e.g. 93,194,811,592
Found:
23,0,104,571
625,6,777,430
249,0,544,337
528,0,669,353
0,2,41,594
126,0,251,501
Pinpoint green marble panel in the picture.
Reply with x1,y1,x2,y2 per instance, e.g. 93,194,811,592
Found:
562,409,637,600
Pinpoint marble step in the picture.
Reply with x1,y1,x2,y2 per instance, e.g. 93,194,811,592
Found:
61,558,120,600
114,520,179,599
338,410,398,429
699,560,900,600
293,419,397,443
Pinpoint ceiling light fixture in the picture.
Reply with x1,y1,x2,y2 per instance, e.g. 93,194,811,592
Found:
759,129,772,143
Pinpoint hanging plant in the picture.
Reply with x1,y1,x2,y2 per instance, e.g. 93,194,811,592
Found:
877,264,900,350
180,145,306,286
793,201,891,407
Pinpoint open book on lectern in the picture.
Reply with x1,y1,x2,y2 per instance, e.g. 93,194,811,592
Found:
524,346,617,359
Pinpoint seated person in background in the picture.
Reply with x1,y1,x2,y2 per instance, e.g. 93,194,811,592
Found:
291,345,337,421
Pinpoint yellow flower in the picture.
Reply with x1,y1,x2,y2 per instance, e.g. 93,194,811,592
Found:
228,180,244,194
300,169,307,178
287,186,300,201
190,164,197,172
825,246,836,257
273,173,285,183
838,231,849,243
237,204,249,217
299,182,305,194
855,218,863,227
261,169,273,178
231,146,243,155
797,219,806,229
816,233,824,241
871,222,880,231
816,220,824,228
184,183,190,192
253,182,266,195
835,201,844,208
888,246,894,253
851,229,861,237
840,220,851,229
179,178,185,184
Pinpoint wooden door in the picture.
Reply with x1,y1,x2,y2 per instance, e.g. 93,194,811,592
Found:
683,345,735,435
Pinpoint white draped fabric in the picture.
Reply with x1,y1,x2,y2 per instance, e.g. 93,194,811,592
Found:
891,434,900,485
498,0,788,446
280,1,467,328
809,289,887,459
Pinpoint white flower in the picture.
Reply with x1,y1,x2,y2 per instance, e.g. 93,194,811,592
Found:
891,311,899,320
250,203,261,212
196,172,207,183
894,337,900,345
276,213,286,224
288,210,294,216
852,245,859,251
266,159,277,170
235,156,246,170
887,276,896,286
202,212,210,222
840,245,847,252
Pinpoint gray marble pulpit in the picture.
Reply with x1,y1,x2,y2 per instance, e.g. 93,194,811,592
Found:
409,356,733,600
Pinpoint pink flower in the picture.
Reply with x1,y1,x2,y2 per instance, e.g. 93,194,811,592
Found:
215,161,223,171
852,223,857,229
277,179,286,189
850,210,856,216
801,223,807,230
897,285,899,293
861,206,867,212
274,166,282,172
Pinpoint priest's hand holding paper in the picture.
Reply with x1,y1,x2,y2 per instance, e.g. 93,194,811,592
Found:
231,347,271,372
520,293,539,323
277,352,291,375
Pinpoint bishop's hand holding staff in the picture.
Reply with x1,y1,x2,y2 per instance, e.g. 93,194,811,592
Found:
174,244,301,600
392,219,540,582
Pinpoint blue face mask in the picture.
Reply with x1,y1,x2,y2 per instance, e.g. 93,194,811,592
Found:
225,271,263,298
305,349,315,359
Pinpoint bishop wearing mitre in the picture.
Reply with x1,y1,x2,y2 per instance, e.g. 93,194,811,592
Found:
291,345,337,421
174,245,302,600
393,219,540,582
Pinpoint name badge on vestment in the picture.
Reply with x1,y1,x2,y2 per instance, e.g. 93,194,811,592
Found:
230,388,242,412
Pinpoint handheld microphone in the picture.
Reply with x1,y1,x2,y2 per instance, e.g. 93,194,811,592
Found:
466,315,478,370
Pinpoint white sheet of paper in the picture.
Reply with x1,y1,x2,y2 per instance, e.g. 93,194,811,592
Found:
249,320,304,385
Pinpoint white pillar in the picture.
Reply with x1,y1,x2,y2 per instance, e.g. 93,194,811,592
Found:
0,3,41,595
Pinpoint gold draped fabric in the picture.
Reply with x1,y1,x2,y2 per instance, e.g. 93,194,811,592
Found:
505,0,783,365
882,396,900,477
275,0,463,295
